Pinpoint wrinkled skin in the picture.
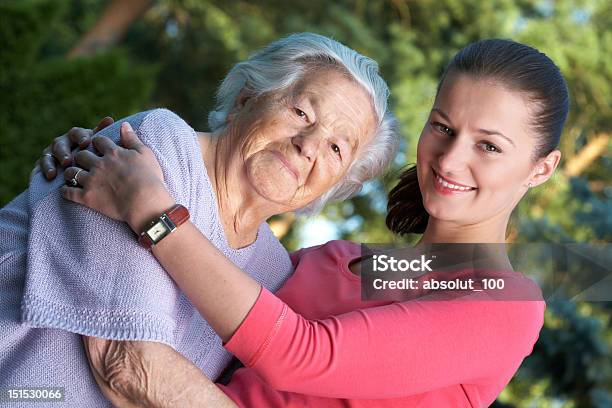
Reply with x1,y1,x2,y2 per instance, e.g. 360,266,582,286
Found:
82,336,237,407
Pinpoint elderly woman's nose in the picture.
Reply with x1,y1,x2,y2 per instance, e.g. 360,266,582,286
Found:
292,133,323,161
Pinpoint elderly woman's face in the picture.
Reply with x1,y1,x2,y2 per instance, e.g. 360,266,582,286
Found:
231,69,376,209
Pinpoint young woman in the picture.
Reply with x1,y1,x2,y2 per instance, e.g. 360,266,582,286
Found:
50,38,569,407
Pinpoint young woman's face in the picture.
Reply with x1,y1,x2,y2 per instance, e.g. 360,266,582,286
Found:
417,74,540,226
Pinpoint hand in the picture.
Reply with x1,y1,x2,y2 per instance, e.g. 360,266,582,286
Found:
31,116,115,181
61,122,175,233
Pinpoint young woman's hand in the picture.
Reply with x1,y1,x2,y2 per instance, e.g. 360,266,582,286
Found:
61,122,176,234
31,116,115,181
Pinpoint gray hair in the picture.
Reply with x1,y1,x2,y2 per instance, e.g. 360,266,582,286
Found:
208,32,399,214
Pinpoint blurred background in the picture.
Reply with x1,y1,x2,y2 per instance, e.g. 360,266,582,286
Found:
0,0,610,406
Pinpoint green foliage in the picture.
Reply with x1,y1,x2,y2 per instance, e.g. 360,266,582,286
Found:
0,0,609,406
0,0,156,204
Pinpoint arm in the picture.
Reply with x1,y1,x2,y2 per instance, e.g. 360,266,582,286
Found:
63,125,545,399
82,337,237,408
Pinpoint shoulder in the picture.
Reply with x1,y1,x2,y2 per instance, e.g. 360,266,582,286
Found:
290,239,359,267
139,108,192,133
92,108,195,148
136,108,197,149
113,109,204,206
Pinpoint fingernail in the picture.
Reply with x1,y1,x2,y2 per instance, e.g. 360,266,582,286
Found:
63,155,70,162
78,137,87,145
122,122,133,131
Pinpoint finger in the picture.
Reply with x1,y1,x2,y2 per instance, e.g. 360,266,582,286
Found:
40,147,58,179
67,127,94,150
60,185,86,205
64,166,90,188
51,135,73,167
119,122,145,152
74,150,101,171
93,116,114,134
92,135,120,155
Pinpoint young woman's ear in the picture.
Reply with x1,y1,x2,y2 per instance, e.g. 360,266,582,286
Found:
226,89,253,124
528,149,561,188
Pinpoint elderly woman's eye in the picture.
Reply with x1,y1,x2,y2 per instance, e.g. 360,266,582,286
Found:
294,108,308,121
432,122,454,136
331,143,341,156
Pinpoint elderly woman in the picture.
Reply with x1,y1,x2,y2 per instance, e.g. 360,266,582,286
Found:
0,33,397,406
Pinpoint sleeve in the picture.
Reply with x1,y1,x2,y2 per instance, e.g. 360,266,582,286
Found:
218,368,418,408
224,287,545,399
21,109,193,346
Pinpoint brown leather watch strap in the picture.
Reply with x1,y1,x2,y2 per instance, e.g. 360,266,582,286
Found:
138,204,190,249
166,204,190,226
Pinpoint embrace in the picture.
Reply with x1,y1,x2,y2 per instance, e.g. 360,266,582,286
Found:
1,32,568,407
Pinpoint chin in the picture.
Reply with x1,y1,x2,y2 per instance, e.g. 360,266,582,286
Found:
423,199,465,223
251,183,298,205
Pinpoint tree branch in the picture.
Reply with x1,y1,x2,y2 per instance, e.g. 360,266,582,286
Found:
67,0,153,58
564,132,610,177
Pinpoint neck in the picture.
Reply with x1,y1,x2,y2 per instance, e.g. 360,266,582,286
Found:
198,131,282,249
419,212,511,244
413,213,514,277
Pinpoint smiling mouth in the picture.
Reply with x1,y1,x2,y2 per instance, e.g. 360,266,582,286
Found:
272,151,299,181
432,169,476,193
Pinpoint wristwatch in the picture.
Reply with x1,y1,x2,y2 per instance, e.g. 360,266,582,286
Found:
138,204,190,249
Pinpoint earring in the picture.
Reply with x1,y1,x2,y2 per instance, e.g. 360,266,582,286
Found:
528,182,533,188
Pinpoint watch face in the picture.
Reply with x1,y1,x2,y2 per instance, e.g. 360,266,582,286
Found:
147,221,168,242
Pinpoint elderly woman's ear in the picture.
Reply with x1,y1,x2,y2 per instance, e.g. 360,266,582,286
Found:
225,89,254,124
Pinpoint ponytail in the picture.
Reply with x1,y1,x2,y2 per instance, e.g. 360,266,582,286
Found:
386,166,428,235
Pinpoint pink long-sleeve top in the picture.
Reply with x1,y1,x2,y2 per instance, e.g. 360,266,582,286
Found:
218,240,546,407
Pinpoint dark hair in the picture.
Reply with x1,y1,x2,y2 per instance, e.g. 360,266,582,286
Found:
386,39,570,236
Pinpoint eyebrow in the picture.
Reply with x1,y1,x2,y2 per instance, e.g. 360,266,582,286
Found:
478,128,515,147
432,108,453,126
433,108,515,147
343,134,358,155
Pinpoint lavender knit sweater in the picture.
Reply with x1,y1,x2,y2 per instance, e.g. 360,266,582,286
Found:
0,109,293,407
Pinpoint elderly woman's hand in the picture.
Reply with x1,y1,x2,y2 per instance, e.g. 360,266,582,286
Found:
31,116,115,181
82,337,237,407
61,122,176,233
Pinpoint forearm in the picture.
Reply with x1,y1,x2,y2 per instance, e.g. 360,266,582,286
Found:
84,337,237,408
141,341,237,408
151,221,262,342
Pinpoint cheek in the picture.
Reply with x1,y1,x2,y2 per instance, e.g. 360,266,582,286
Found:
417,129,439,161
239,114,296,155
473,161,529,205
304,159,342,194
245,153,299,203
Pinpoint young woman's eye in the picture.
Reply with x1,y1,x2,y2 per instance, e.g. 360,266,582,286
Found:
294,108,308,121
432,122,454,136
479,142,502,154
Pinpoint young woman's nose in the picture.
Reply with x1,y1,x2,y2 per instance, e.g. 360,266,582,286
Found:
436,138,468,174
292,131,323,162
